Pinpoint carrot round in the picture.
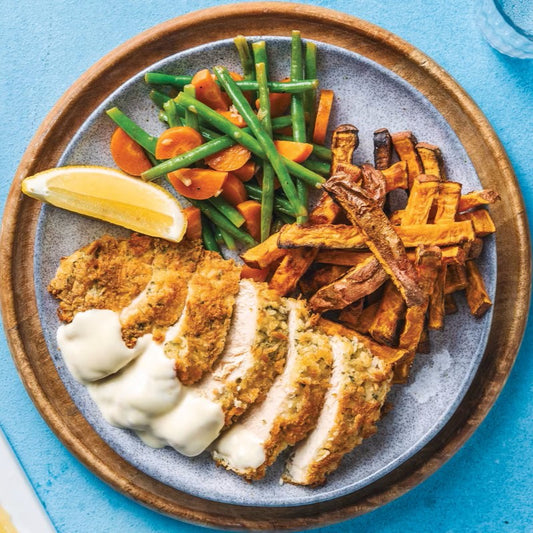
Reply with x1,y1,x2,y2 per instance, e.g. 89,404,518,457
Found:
274,140,313,163
155,126,203,160
217,109,247,128
168,168,228,200
256,92,291,118
232,160,256,182
312,89,335,144
110,127,152,176
191,68,229,111
236,200,262,241
220,173,248,206
204,143,251,172
183,206,202,240
240,264,269,282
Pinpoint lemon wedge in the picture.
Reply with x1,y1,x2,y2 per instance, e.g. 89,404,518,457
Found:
21,165,186,242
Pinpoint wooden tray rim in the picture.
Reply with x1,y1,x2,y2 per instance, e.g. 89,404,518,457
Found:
0,3,531,530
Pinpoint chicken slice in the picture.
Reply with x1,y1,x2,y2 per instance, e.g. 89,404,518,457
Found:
119,238,203,347
196,279,289,427
48,233,155,323
212,299,332,480
282,333,393,486
164,252,241,385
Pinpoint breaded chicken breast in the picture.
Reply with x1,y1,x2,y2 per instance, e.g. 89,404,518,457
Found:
212,299,332,480
164,251,241,384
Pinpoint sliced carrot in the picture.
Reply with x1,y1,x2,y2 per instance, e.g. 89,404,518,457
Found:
218,109,247,127
236,200,262,241
155,126,203,160
232,160,256,182
191,68,228,111
312,89,335,144
110,127,152,176
274,140,313,163
220,173,248,206
183,206,202,240
274,125,293,136
240,264,269,282
168,168,228,200
204,143,251,172
256,92,292,118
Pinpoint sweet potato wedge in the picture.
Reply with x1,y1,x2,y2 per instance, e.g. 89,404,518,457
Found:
299,264,349,297
278,221,475,250
323,177,424,307
395,246,442,381
391,131,424,188
433,182,462,223
415,142,446,180
428,266,446,330
336,301,363,329
268,247,317,296
368,281,406,346
318,318,408,366
458,189,500,212
315,250,373,266
444,264,468,294
382,161,409,192
241,232,286,269
309,255,388,312
465,260,492,317
331,124,359,170
444,293,458,315
402,176,440,225
373,128,393,170
457,209,496,237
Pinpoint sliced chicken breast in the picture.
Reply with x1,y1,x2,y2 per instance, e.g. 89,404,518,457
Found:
119,238,203,347
48,233,155,323
212,298,332,480
282,332,393,486
164,252,241,384
196,279,289,427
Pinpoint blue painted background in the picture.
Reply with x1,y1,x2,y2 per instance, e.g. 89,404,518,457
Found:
1,1,531,532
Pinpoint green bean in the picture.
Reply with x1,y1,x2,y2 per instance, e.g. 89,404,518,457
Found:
212,224,236,250
277,211,296,225
302,158,331,176
290,30,309,223
146,94,323,187
201,215,221,253
243,183,295,217
234,35,255,81
253,47,274,242
145,73,192,87
304,41,318,136
219,228,237,251
142,135,235,181
190,199,257,247
163,99,182,128
106,107,158,155
290,31,307,143
274,134,332,161
183,84,199,130
213,66,306,218
208,196,246,228
145,72,317,92
150,89,173,109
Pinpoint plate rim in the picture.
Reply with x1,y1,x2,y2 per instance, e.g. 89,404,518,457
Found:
0,2,531,530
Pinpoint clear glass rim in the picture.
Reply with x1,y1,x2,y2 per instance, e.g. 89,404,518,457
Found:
494,0,533,39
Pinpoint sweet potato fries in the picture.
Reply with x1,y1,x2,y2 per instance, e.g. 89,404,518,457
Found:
240,125,498,383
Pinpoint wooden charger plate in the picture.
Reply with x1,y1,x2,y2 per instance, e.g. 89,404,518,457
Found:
1,3,530,530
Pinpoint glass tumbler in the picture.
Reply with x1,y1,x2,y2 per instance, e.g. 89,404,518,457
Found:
479,0,533,58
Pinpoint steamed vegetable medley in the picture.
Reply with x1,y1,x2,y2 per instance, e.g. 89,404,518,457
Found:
106,32,333,257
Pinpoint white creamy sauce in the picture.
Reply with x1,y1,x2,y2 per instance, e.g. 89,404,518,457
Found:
57,309,149,383
215,426,266,470
58,309,224,457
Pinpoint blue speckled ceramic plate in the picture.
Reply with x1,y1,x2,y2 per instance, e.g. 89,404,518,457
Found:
34,36,495,508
